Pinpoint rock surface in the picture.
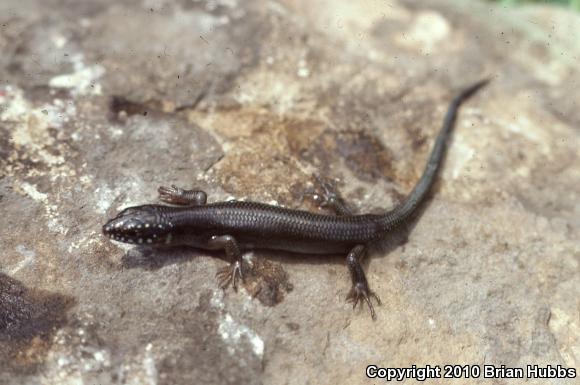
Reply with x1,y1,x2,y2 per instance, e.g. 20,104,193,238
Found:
0,0,579,384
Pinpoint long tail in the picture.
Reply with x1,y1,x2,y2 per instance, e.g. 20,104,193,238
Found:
377,79,489,232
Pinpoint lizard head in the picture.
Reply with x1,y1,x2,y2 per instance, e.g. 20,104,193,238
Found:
103,205,175,245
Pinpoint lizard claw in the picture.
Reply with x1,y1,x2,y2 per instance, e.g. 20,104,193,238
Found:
302,175,342,209
346,283,381,320
215,260,245,291
158,185,187,204
317,182,341,209
158,185,207,206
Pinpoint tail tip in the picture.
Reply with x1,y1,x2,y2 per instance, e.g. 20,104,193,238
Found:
458,77,492,100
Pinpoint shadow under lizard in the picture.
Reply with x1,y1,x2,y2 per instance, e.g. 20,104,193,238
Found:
103,79,489,319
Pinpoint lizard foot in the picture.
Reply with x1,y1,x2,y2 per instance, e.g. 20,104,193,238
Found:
305,175,340,207
158,185,187,204
346,282,382,320
158,185,207,206
302,175,352,215
216,260,245,291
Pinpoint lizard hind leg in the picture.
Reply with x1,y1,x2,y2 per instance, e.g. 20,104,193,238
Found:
303,175,354,216
345,245,381,320
158,185,207,206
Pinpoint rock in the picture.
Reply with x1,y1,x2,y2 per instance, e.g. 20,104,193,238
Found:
0,0,578,384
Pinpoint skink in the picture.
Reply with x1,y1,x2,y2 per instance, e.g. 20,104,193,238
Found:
103,79,488,319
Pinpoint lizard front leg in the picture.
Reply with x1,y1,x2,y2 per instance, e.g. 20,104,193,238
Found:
158,185,207,206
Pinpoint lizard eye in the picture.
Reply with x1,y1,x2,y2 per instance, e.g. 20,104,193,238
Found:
103,205,173,244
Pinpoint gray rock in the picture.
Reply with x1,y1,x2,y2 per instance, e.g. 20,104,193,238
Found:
0,0,578,384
